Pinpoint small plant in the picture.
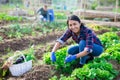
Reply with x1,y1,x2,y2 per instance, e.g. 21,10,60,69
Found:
0,13,23,22
0,36,3,41
71,60,118,80
43,47,78,74
5,24,33,38
99,32,119,49
91,1,98,10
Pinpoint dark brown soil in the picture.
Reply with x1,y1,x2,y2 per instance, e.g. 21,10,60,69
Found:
109,60,120,80
0,31,63,55
5,65,52,80
0,32,8,39
94,29,110,34
117,31,120,37
0,28,112,56
114,74,120,80
23,65,52,80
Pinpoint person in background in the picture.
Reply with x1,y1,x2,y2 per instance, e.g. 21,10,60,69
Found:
37,5,49,21
26,0,30,8
50,15,104,68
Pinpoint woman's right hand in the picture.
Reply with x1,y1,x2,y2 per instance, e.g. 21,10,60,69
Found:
50,52,56,62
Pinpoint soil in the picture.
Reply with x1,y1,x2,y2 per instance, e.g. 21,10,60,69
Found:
0,30,72,80
114,74,120,80
117,31,120,37
0,28,111,55
0,30,63,80
109,60,120,80
6,65,52,80
23,65,52,80
0,31,63,55
94,29,110,34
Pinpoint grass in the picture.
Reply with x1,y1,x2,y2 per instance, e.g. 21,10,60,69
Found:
0,3,23,9
112,8,120,13
0,3,35,16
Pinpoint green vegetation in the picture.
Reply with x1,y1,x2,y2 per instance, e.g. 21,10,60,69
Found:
113,8,120,13
0,0,120,79
0,13,23,22
0,21,66,40
5,24,33,38
91,1,98,10
0,46,36,78
99,32,120,49
43,32,120,80
54,12,67,19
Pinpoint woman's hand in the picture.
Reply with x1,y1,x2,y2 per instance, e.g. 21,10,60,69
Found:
64,55,76,63
50,52,56,62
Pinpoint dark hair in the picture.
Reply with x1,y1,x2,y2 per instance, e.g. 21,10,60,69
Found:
44,5,47,8
67,15,84,27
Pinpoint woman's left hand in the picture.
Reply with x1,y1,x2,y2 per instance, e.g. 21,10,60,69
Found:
64,55,76,63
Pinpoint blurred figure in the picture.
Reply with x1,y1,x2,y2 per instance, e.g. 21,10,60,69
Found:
37,5,49,22
26,0,30,8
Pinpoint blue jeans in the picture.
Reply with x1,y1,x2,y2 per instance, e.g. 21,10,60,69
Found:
67,40,104,64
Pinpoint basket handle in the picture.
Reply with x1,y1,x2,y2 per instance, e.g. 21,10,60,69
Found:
9,51,27,62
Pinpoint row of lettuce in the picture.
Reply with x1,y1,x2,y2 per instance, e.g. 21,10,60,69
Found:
0,13,23,22
0,12,66,22
43,32,120,80
0,22,66,40
0,22,119,41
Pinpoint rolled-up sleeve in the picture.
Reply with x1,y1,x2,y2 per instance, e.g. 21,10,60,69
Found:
56,29,72,44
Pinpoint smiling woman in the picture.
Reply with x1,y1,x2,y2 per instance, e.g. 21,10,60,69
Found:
50,15,104,68
67,20,80,35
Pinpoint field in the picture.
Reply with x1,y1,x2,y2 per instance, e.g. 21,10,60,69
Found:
0,1,120,80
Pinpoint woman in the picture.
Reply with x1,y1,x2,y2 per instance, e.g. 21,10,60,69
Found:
50,15,104,67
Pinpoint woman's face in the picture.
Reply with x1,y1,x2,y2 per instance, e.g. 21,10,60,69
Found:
68,20,81,34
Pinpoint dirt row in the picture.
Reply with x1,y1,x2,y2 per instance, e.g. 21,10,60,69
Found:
0,28,113,56
0,31,63,55
0,29,119,60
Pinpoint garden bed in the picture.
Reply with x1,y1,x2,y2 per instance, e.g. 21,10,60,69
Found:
0,20,120,80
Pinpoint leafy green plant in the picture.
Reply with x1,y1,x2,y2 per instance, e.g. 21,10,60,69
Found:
20,26,32,35
0,36,3,41
0,13,23,22
0,68,9,78
71,60,118,80
49,76,58,80
5,24,33,38
24,46,36,61
46,32,120,80
104,43,120,63
50,74,76,80
43,47,78,74
99,32,120,49
54,12,67,19
91,1,98,10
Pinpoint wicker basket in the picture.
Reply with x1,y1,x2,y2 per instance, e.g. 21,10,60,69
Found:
9,51,32,76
